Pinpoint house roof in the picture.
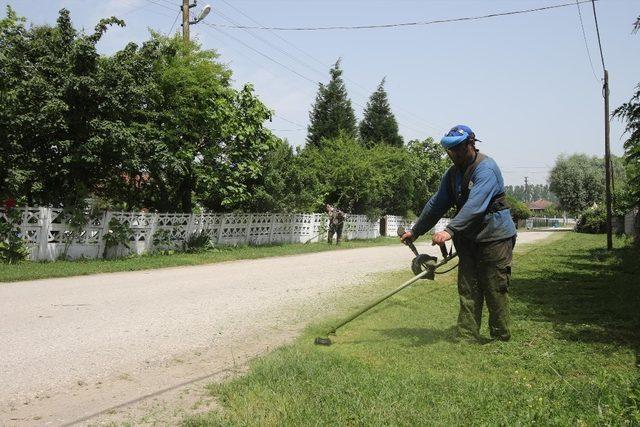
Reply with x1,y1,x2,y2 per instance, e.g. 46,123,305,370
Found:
527,199,554,210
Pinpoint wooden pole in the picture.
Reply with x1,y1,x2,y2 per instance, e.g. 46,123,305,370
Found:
182,0,190,45
604,70,613,250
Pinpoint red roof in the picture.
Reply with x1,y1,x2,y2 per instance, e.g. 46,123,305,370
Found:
527,199,553,210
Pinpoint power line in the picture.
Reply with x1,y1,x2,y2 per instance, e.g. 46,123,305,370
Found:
199,20,429,135
214,2,442,132
219,0,331,70
214,10,328,82
209,0,598,31
168,10,181,35
143,0,176,13
145,1,445,134
273,114,306,129
201,21,319,85
216,0,443,131
575,0,600,82
590,0,606,70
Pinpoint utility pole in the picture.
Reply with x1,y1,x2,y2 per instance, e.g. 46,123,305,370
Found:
591,0,612,250
181,1,211,45
604,70,613,250
524,176,529,203
182,0,190,44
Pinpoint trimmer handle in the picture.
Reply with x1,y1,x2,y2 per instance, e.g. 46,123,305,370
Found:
397,226,420,257
439,243,448,259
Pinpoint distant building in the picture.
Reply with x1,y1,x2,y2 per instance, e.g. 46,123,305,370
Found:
527,199,554,214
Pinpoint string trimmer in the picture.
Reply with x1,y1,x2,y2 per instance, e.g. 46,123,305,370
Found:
314,226,458,346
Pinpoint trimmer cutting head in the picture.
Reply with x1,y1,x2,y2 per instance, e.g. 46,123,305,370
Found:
314,336,332,346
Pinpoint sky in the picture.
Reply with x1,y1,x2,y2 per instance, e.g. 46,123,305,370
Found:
2,0,638,186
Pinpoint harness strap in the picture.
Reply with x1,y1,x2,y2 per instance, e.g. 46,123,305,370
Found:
448,152,509,214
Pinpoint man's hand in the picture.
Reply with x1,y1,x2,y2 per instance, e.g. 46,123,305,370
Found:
431,230,451,246
400,230,414,245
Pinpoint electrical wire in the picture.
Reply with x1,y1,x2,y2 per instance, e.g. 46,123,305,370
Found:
168,10,181,35
209,0,598,31
217,0,443,132
590,0,606,71
273,114,306,129
213,7,437,133
201,21,319,85
575,0,600,83
199,22,429,135
143,0,176,13
214,10,328,82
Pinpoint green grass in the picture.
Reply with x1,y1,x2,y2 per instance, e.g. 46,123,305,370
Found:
185,233,640,426
0,237,398,283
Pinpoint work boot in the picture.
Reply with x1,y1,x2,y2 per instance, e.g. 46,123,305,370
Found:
490,332,511,342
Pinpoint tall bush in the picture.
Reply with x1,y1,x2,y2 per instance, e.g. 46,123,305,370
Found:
0,200,29,263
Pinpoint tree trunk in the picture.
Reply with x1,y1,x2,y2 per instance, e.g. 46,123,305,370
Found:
179,178,192,213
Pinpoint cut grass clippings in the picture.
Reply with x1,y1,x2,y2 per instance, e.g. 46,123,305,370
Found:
185,233,640,426
0,237,399,283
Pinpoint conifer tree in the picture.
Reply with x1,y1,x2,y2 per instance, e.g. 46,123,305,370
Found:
306,59,357,147
359,78,403,148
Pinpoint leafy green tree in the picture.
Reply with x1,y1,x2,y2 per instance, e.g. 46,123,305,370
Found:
505,195,531,222
359,78,403,148
0,7,277,213
149,37,275,212
406,138,449,216
0,6,124,206
295,135,415,216
549,154,605,214
306,59,357,147
613,21,640,212
242,139,324,212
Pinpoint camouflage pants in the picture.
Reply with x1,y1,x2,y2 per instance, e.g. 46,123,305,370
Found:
454,235,516,341
328,222,344,244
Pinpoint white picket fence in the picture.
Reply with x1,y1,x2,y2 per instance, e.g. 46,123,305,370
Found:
0,207,453,261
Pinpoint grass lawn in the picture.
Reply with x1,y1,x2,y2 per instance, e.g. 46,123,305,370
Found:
186,233,640,426
0,237,398,283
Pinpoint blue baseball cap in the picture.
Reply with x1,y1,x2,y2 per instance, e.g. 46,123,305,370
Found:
440,125,480,149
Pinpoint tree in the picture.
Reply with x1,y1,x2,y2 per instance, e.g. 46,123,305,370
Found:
504,184,557,203
241,139,323,213
613,18,640,212
406,138,450,216
359,78,403,148
294,135,417,216
0,6,124,206
505,195,531,222
548,154,605,214
306,59,357,147
0,7,278,213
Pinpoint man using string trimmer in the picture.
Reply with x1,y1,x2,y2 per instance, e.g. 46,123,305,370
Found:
400,125,516,343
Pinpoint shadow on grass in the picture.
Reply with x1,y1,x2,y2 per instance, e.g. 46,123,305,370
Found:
510,235,640,364
377,326,458,346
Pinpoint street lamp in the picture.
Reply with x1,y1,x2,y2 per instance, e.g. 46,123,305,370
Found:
191,4,211,24
182,1,212,43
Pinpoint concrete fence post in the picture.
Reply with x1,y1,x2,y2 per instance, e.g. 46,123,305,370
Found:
37,207,50,261
268,213,276,244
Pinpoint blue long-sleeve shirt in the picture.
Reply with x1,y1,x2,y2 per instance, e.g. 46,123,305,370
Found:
411,154,516,243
